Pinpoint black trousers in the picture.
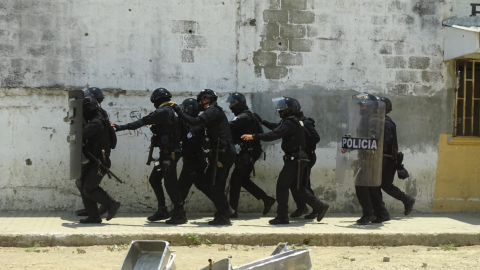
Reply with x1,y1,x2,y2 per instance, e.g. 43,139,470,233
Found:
381,159,407,202
229,149,267,211
203,144,236,216
178,157,211,201
80,163,115,218
277,160,324,219
148,154,183,209
355,185,388,217
291,152,316,210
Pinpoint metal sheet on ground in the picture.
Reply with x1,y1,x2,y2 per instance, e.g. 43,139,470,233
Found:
335,98,385,187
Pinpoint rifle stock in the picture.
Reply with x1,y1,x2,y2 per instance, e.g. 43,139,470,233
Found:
146,139,154,165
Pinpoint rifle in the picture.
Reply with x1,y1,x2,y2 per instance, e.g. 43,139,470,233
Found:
247,141,256,177
85,151,124,184
146,138,154,165
296,146,310,189
212,139,220,186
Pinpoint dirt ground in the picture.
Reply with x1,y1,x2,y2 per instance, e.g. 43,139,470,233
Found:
1,244,479,269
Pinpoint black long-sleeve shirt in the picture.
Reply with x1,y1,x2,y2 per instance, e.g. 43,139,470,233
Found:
115,106,172,131
254,118,296,142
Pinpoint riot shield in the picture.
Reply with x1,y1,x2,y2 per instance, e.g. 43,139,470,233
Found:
335,98,385,187
68,90,83,181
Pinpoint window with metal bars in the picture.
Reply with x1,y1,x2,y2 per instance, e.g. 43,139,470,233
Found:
455,60,480,137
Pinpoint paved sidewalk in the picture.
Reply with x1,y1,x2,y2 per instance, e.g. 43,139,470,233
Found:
1,212,480,247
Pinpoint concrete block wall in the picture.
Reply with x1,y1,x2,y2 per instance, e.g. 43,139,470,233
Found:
0,0,460,213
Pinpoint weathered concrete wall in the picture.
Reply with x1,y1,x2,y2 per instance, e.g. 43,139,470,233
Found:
0,0,459,213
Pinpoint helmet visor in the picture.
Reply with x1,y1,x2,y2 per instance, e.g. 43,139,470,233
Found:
272,97,288,110
353,94,375,106
83,90,94,99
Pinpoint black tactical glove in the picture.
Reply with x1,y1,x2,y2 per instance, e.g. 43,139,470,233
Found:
396,164,410,180
171,103,181,114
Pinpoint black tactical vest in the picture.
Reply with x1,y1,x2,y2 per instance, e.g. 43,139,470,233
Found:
239,110,263,150
203,103,232,144
150,106,181,153
281,116,306,154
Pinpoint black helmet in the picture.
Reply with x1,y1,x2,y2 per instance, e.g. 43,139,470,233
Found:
225,92,248,116
353,93,379,106
88,87,104,103
83,89,94,99
197,89,218,103
151,88,172,107
380,97,392,114
83,97,99,120
181,98,200,117
272,97,300,118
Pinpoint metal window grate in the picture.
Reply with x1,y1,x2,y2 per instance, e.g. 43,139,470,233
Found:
455,60,480,137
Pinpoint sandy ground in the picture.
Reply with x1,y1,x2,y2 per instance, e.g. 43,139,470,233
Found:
1,244,479,269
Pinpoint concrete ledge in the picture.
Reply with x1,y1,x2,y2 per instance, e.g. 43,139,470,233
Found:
1,212,480,247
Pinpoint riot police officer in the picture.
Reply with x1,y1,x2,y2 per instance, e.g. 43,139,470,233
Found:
113,88,187,225
79,97,120,223
225,93,276,218
75,88,113,217
341,94,389,225
379,97,415,218
242,97,329,225
177,98,211,202
171,89,236,226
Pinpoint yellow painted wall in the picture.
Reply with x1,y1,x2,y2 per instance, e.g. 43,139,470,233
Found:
433,134,480,212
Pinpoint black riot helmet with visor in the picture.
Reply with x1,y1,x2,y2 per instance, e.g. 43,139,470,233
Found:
272,96,300,119
380,97,392,114
88,87,105,104
224,92,248,116
353,93,380,117
150,88,172,108
196,89,218,110
181,98,200,117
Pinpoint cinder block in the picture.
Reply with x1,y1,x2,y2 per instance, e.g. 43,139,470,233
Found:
268,0,281,9
253,51,277,67
183,35,207,49
396,15,415,25
290,39,313,52
264,65,288,79
281,0,307,10
421,71,442,83
306,25,318,38
280,24,306,38
263,10,288,23
421,16,439,29
182,50,194,63
0,44,14,56
278,52,303,66
412,1,437,16
388,0,407,13
385,56,405,68
396,70,420,83
27,45,51,57
379,44,392,55
172,20,197,34
371,15,389,26
394,42,404,55
260,23,280,39
414,84,434,95
387,83,409,95
408,56,430,69
261,38,288,51
290,10,315,24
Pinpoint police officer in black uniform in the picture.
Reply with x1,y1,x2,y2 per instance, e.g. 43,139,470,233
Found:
171,89,236,226
288,102,321,219
75,88,113,217
242,97,329,225
113,88,187,225
379,97,415,218
177,98,212,202
79,97,120,223
342,94,389,225
225,93,276,218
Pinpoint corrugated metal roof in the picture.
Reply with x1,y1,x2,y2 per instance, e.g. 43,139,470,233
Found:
443,16,480,32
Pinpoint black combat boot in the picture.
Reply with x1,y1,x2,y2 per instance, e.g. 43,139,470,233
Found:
269,217,289,225
98,204,108,216
304,210,318,220
315,202,329,222
165,207,188,225
356,215,376,225
262,196,276,215
106,202,121,221
403,197,415,216
229,211,238,218
290,207,308,218
75,209,89,216
148,206,170,222
372,214,391,223
208,214,231,226
79,216,102,224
